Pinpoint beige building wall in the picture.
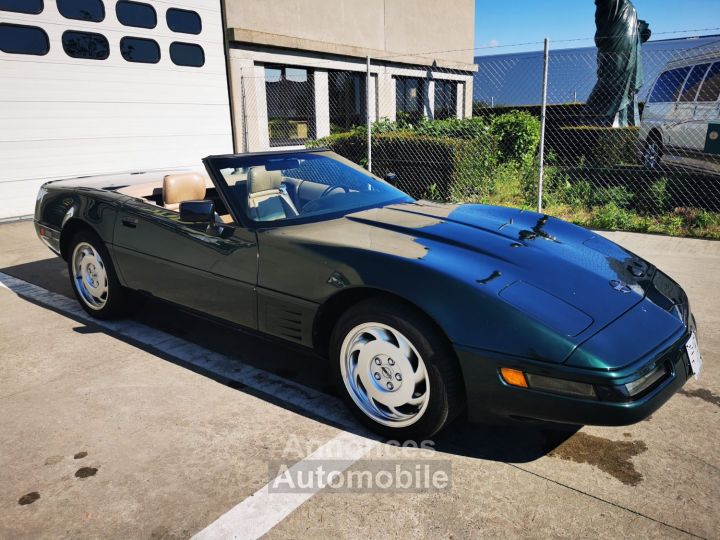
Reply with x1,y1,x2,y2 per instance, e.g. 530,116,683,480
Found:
224,0,475,67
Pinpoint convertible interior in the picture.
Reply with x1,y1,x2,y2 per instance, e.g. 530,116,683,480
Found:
113,159,379,225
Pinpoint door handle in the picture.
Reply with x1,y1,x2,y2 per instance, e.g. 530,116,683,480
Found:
121,217,138,228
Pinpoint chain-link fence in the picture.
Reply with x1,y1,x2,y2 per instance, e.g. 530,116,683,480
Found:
231,35,720,238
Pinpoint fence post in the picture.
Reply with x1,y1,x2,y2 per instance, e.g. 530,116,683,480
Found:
366,56,372,173
537,38,550,213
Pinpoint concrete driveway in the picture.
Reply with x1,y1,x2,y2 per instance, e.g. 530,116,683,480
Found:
0,219,718,539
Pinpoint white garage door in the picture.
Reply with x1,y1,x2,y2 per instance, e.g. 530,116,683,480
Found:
0,0,233,219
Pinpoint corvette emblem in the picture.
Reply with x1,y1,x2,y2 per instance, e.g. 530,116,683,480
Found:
609,280,632,293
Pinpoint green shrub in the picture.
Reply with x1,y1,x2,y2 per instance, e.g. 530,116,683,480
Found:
591,203,636,230
555,126,640,167
591,185,635,209
642,177,671,213
415,117,492,140
490,111,541,165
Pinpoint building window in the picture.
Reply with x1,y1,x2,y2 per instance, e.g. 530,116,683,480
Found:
0,23,49,55
120,36,159,63
57,0,105,22
169,42,204,67
62,30,109,60
697,62,720,102
396,77,424,124
0,0,43,14
265,66,314,147
166,8,201,34
116,1,156,29
329,71,366,133
434,80,457,119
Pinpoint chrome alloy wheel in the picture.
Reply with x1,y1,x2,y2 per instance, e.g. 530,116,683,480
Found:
340,322,430,428
643,140,661,169
71,242,109,310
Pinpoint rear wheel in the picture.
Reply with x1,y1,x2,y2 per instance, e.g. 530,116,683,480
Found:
331,298,464,439
643,135,663,170
68,230,130,319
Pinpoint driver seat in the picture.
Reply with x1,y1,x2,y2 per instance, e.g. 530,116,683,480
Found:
247,167,298,221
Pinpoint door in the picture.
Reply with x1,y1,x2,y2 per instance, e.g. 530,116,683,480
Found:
112,199,258,329
667,63,710,155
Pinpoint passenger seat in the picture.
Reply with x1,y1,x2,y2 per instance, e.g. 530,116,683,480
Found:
247,167,298,221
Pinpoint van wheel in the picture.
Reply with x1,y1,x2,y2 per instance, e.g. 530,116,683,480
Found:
642,136,663,170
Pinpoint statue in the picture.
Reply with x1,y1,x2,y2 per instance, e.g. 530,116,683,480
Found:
585,0,651,127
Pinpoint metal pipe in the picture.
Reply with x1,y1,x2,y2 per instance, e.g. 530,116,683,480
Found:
366,56,372,173
537,38,550,214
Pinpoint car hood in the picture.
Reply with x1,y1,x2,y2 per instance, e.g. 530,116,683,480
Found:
343,201,656,340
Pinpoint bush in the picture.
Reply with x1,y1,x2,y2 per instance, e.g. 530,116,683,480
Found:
415,117,492,140
591,203,636,230
554,126,640,167
490,111,541,165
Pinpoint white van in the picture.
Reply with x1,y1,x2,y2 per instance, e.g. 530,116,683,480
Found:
640,50,720,173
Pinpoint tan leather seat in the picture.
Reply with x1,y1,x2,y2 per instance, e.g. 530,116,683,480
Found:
163,172,207,211
247,167,298,221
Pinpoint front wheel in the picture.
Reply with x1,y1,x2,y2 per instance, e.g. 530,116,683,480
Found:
330,298,465,440
642,137,663,170
68,230,130,319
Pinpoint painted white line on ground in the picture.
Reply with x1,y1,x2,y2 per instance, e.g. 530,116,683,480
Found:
0,271,377,539
193,431,379,540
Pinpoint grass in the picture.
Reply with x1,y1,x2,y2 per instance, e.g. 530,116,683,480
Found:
454,170,720,240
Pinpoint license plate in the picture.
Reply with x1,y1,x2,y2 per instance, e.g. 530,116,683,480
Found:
686,332,703,380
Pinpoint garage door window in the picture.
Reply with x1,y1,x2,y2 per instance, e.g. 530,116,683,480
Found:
0,0,43,14
62,30,109,60
169,42,204,67
120,36,160,63
0,23,49,55
58,0,104,22
116,1,156,29
166,8,201,34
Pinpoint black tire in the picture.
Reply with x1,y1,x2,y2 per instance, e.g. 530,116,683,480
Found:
67,229,130,320
330,297,465,440
642,134,664,170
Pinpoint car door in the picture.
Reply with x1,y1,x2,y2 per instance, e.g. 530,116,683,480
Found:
112,199,258,329
669,63,712,161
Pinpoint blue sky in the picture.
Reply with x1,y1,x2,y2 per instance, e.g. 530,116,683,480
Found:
474,0,720,54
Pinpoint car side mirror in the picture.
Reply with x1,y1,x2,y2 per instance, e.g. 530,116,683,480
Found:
384,172,398,186
180,200,215,223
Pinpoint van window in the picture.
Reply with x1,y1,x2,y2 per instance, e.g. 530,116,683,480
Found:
697,62,720,102
679,63,711,102
648,67,691,103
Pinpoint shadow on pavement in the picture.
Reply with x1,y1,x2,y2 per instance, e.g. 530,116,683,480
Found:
1,257,578,464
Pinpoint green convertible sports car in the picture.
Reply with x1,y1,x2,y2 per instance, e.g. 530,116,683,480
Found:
34,149,703,438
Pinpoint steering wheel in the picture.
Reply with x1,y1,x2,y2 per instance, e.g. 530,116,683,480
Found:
302,185,349,213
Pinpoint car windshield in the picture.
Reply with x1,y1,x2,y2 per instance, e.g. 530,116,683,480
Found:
207,151,413,224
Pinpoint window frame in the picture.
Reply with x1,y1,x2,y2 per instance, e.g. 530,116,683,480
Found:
0,23,49,56
61,29,110,60
166,7,202,35
120,36,160,64
116,0,157,29
395,76,426,122
169,41,205,67
264,64,316,147
0,0,44,15
433,79,458,120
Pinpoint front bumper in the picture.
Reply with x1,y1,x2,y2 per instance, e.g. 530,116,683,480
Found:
456,330,693,426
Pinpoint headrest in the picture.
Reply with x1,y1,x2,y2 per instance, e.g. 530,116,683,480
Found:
163,172,207,205
248,167,282,195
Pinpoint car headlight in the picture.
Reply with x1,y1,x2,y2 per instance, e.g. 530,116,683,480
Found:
624,364,667,397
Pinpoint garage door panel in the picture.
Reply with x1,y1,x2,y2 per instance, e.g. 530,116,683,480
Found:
0,0,233,218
